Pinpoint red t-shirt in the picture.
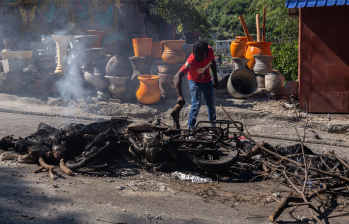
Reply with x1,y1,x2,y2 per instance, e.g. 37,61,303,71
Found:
180,46,215,83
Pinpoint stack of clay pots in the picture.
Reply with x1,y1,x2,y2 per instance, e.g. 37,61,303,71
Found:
0,38,34,93
67,35,108,100
105,54,132,103
126,38,159,104
158,38,193,100
225,36,258,99
31,35,60,93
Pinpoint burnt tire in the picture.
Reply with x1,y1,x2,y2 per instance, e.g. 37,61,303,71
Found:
190,145,239,172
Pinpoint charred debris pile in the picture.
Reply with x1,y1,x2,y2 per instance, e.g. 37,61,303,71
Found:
0,108,348,222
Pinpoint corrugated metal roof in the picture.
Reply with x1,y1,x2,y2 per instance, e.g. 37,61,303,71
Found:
286,0,349,8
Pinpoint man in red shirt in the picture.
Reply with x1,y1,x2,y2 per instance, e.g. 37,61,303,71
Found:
174,40,219,129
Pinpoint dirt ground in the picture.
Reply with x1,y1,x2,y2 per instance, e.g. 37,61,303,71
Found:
0,92,349,224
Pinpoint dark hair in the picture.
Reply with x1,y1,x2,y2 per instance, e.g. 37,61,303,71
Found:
193,40,209,61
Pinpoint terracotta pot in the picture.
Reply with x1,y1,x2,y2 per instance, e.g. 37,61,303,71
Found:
106,55,132,77
136,75,161,104
132,38,153,57
151,42,162,59
87,30,105,48
161,40,186,64
284,81,299,98
184,31,200,44
253,55,274,75
230,40,246,58
245,42,272,70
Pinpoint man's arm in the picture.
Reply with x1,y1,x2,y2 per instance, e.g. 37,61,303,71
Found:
210,60,219,89
174,70,186,106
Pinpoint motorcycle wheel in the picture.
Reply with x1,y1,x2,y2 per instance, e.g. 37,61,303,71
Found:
65,141,111,169
189,143,239,172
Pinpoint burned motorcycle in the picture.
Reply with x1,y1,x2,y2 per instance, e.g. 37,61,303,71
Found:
127,120,244,171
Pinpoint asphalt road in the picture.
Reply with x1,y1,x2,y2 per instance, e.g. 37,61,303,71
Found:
0,112,347,224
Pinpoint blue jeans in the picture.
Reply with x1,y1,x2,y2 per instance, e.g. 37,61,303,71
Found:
187,80,216,129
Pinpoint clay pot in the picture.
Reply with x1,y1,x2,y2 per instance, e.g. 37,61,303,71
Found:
265,73,285,95
232,58,249,70
245,42,272,70
129,56,155,80
132,38,153,57
227,69,258,99
87,30,105,48
184,31,200,44
256,75,265,89
151,42,162,59
158,64,182,99
51,35,74,74
70,35,99,49
253,55,274,75
230,41,246,58
136,75,161,104
182,44,194,59
106,55,132,77
284,81,299,98
94,55,112,78
84,70,110,89
105,76,129,98
161,40,186,64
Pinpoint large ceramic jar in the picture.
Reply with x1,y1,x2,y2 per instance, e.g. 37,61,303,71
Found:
253,55,274,75
245,42,272,70
158,64,182,99
161,40,186,64
136,75,161,104
133,38,153,57
230,40,246,58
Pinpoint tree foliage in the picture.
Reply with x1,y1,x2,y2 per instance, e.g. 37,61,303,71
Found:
142,0,213,42
144,0,299,80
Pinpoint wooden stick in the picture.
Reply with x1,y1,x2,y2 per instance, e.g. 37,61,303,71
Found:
262,7,266,42
60,159,74,176
256,14,260,42
239,15,251,42
331,151,349,170
220,104,349,183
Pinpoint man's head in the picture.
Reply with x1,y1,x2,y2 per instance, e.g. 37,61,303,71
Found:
193,40,209,62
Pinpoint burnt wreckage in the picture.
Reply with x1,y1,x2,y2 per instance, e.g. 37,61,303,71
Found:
0,117,243,172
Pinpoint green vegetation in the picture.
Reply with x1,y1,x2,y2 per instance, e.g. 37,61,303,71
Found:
143,0,299,81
